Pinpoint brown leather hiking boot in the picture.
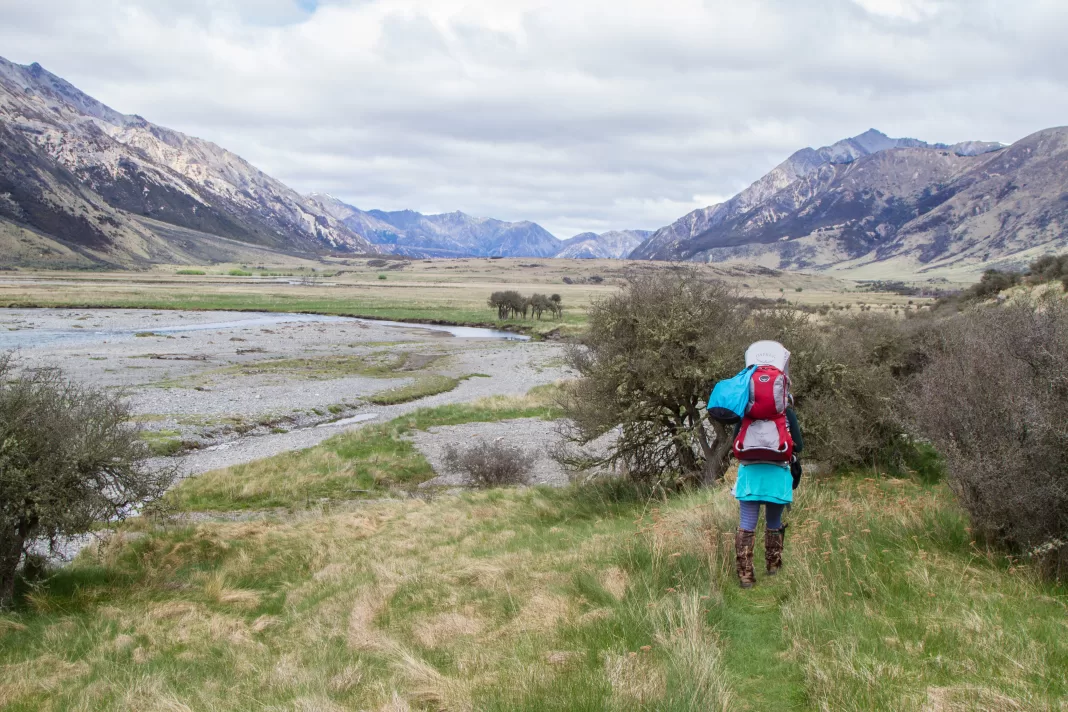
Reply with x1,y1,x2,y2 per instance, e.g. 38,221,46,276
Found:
735,529,756,588
765,525,787,575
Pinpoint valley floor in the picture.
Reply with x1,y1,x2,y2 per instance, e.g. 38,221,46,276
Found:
0,284,1062,710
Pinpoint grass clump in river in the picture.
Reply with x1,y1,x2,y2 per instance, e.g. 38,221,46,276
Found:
366,374,459,405
220,351,444,381
3,465,1066,710
139,429,184,456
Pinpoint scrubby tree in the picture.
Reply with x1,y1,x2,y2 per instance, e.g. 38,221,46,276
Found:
556,270,757,486
0,358,175,608
528,293,554,320
909,296,1068,577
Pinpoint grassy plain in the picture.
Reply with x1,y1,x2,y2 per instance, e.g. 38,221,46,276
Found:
2,399,1065,710
0,258,928,337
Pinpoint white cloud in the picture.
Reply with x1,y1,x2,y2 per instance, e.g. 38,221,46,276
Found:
1,0,1065,237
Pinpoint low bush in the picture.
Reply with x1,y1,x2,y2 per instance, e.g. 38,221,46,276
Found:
175,269,206,275
442,440,534,487
909,295,1068,577
227,269,252,277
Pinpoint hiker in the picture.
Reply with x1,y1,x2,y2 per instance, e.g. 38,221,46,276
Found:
706,340,803,588
733,403,802,588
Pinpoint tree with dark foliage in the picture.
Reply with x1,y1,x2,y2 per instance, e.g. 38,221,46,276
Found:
0,357,175,608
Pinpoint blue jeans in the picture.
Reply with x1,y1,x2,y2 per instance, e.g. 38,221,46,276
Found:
739,500,785,531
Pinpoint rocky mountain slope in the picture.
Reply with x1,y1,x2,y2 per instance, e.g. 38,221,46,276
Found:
628,128,1068,276
307,194,563,258
0,57,375,267
555,230,652,259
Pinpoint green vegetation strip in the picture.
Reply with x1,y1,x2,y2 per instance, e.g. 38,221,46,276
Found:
2,290,583,336
164,387,560,512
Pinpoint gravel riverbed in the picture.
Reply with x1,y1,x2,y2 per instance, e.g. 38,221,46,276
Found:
4,308,570,478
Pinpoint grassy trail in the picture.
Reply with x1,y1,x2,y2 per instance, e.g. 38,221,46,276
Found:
719,576,808,711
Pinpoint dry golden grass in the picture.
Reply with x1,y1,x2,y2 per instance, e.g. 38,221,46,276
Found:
2,422,1065,711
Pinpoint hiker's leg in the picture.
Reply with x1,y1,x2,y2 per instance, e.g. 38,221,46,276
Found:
765,503,784,530
764,502,787,575
739,500,760,531
736,501,758,588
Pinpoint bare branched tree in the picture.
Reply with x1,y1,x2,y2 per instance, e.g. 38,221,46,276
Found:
909,296,1068,577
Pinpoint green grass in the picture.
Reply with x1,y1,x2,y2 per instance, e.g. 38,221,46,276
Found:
175,269,206,275
3,388,1066,710
164,388,561,512
3,472,1066,710
0,287,586,336
366,374,459,405
139,429,184,456
227,269,253,277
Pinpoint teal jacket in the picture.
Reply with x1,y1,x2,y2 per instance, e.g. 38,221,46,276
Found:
733,408,803,504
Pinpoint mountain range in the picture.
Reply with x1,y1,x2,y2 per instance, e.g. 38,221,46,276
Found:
555,230,653,259
3,56,1066,275
307,193,647,259
633,128,1068,276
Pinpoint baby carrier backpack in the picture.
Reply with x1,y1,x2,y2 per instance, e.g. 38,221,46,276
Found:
732,341,794,462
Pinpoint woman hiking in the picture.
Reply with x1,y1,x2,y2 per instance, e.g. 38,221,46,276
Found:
733,404,802,587
725,341,803,588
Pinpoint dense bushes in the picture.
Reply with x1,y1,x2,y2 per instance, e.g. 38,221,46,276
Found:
558,271,775,485
909,296,1068,576
558,269,938,485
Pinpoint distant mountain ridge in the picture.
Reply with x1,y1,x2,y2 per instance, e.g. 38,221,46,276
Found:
308,194,653,259
555,230,652,259
632,128,1068,275
307,194,562,258
0,57,376,267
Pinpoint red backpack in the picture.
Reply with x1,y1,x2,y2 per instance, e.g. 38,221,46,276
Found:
734,364,793,462
746,365,789,419
733,414,794,462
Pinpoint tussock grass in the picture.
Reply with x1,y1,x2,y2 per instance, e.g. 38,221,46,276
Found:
140,429,184,457
2,420,1065,709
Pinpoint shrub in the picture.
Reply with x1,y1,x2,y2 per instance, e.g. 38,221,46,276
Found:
1028,254,1068,283
0,357,175,607
176,269,206,275
228,269,253,277
789,312,937,470
442,440,534,487
557,269,758,485
377,274,387,280
908,296,1068,577
963,269,1022,301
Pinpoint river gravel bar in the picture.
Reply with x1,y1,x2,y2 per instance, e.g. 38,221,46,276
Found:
2,308,569,475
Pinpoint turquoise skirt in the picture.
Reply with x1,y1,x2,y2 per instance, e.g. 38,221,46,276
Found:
734,462,793,504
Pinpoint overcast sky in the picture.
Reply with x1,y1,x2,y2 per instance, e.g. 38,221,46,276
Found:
2,0,1066,238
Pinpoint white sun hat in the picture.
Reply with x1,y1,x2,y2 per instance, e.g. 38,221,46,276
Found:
744,340,790,374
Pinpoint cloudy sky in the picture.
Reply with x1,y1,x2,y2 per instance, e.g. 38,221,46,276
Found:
3,0,1066,237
